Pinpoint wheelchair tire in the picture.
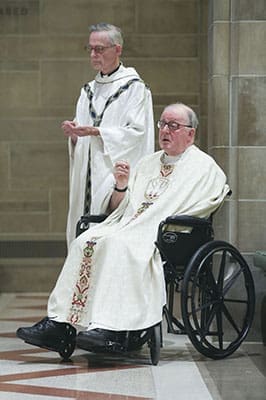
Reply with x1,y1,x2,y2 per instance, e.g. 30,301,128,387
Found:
149,323,161,365
181,240,255,359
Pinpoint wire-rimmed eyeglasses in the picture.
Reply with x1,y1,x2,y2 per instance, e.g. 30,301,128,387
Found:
85,45,116,54
157,120,192,132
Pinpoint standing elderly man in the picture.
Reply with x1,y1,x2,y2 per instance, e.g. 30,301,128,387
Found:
17,103,229,353
62,23,154,247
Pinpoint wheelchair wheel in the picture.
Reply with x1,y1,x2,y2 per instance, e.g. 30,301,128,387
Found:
148,323,161,365
181,240,255,359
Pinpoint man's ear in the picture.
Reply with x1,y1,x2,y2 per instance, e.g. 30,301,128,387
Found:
188,128,196,143
115,44,122,57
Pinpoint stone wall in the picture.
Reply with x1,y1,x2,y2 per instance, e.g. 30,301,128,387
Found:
208,0,266,341
0,0,207,289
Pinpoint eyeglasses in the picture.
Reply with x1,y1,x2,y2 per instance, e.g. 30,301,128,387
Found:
85,45,116,54
157,120,192,132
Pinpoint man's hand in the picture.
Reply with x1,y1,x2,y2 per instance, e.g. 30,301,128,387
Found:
61,120,100,144
114,160,130,190
108,160,130,213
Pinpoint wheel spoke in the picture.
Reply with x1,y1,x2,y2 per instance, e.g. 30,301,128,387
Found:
217,250,226,291
223,265,243,296
215,306,224,349
221,302,241,334
200,303,219,336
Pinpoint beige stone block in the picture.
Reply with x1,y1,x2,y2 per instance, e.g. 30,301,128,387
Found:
152,94,198,108
211,22,230,75
208,76,230,146
50,189,68,233
238,202,266,252
232,77,266,146
0,143,8,189
0,189,48,214
10,143,68,189
136,0,198,34
0,60,39,72
125,59,198,93
0,259,62,292
0,71,39,107
0,212,50,233
123,34,198,58
0,105,74,119
0,199,48,213
41,61,94,106
0,118,65,142
238,148,266,199
231,23,266,75
2,36,88,60
0,189,47,202
232,0,266,20
0,0,39,34
41,0,134,34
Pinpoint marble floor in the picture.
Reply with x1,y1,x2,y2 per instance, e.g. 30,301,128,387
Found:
0,293,265,400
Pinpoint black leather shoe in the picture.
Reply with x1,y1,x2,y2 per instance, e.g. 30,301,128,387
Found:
76,328,126,352
16,317,76,353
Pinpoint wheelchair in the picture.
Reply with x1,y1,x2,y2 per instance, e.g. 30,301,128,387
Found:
59,210,255,365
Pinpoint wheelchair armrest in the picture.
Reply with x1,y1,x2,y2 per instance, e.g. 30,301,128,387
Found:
164,215,212,228
76,214,108,237
156,215,213,267
80,214,108,224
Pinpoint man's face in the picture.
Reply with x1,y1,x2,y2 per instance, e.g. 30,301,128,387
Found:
88,31,122,74
158,106,195,156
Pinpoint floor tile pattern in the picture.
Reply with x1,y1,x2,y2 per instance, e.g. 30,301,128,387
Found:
0,293,265,399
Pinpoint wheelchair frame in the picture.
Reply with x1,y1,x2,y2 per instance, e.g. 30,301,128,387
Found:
59,212,255,365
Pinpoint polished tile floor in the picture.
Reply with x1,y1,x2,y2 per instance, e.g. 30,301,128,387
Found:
0,293,265,400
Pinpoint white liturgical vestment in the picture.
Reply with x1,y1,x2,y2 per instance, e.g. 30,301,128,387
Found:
66,64,154,247
48,145,230,331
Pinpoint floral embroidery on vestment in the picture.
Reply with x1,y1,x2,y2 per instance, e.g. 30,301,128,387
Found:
68,239,97,324
160,163,175,177
128,162,175,223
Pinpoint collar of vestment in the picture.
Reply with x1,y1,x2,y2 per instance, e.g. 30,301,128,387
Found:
95,63,140,84
100,63,121,77
161,146,194,165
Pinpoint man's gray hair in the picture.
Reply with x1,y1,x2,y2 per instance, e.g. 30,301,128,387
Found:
89,23,124,47
166,103,199,129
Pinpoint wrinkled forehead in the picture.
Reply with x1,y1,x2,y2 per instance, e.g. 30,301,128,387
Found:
89,31,111,45
160,105,188,121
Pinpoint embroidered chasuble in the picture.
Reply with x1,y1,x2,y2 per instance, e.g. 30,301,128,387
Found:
83,77,144,215
48,145,230,331
66,64,154,248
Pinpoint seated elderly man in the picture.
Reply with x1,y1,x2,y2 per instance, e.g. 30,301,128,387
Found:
16,103,230,353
